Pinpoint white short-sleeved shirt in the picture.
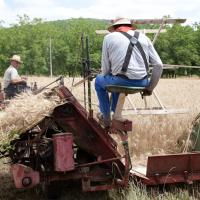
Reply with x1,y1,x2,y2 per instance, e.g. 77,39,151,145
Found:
101,30,163,79
3,65,20,88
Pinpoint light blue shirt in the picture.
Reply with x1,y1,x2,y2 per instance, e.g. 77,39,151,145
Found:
3,65,20,88
101,30,163,80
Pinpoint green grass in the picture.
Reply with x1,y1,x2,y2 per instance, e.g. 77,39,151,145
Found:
109,182,200,200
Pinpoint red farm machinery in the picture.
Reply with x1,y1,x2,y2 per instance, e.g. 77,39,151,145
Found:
1,17,200,199
5,82,200,199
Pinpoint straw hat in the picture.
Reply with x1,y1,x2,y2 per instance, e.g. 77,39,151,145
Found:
108,18,136,32
10,55,23,63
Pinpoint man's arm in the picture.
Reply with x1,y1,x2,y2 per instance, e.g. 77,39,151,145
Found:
10,69,27,84
144,64,163,95
10,78,26,84
144,39,163,95
101,36,111,75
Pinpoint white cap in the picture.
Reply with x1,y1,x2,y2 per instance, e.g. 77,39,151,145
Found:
108,18,135,32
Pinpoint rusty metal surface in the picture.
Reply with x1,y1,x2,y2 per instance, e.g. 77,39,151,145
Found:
77,156,124,168
47,166,123,192
11,164,40,189
7,85,131,193
54,86,125,177
112,119,132,132
147,152,200,176
53,133,74,172
48,166,112,182
134,152,200,185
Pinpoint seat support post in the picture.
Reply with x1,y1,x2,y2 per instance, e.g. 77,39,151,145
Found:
105,85,145,130
113,93,126,120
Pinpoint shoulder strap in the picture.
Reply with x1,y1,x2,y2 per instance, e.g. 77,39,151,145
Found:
120,31,138,73
120,31,149,74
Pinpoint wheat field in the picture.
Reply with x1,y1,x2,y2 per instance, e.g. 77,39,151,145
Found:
0,76,200,199
27,76,200,155
71,77,200,165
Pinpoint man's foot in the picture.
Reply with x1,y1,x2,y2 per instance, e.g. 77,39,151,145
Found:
96,112,111,128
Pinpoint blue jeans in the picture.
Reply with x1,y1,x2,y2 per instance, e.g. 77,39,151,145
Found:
95,74,149,119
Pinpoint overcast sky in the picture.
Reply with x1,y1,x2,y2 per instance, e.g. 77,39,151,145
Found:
0,0,199,26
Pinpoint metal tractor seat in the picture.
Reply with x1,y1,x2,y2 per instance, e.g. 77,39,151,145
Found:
106,85,145,95
106,84,189,116
106,85,145,132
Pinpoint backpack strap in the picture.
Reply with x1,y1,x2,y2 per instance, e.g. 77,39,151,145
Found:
120,31,149,75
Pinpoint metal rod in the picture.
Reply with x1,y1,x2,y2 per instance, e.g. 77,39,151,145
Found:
142,96,148,108
81,33,87,109
49,37,53,77
34,76,63,94
86,36,92,113
127,96,137,111
152,18,165,45
152,90,166,109
77,156,124,168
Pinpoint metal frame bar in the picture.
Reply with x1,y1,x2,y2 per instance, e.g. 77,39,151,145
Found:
152,18,166,45
122,89,188,115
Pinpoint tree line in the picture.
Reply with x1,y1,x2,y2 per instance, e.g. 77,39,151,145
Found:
0,15,200,77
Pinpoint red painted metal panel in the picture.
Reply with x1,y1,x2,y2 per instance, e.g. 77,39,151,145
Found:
112,119,132,132
190,153,200,172
131,152,200,186
139,173,200,185
53,133,75,172
54,86,126,177
11,164,40,189
146,153,200,177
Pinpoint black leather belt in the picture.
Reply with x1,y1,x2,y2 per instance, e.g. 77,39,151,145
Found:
116,74,148,80
116,74,129,79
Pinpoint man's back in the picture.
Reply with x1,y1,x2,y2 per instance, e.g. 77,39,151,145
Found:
101,30,162,80
95,18,163,127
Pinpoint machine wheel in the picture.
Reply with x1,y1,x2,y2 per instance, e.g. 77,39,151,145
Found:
42,181,62,200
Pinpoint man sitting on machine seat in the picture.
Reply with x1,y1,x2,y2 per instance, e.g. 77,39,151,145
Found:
95,18,163,128
3,55,29,99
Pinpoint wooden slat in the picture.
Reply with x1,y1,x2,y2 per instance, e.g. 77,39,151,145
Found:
95,29,166,35
142,29,166,33
148,64,200,70
131,18,186,24
103,18,186,24
122,108,189,115
113,93,126,119
163,64,200,69
95,30,110,35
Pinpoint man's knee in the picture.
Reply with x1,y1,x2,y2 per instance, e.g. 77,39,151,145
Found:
95,74,105,89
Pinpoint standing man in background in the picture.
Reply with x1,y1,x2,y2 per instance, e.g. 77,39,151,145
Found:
95,18,163,128
3,55,27,99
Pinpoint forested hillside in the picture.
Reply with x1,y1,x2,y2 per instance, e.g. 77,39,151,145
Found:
0,15,200,76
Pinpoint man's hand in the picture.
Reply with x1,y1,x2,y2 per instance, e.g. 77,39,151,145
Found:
142,89,152,96
21,76,27,81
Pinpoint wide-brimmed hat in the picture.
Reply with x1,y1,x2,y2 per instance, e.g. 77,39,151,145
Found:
10,55,23,63
108,18,136,32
